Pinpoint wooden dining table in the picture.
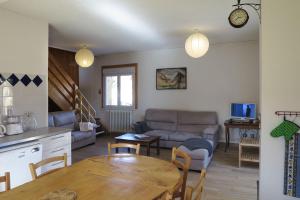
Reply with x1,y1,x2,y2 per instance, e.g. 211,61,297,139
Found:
0,154,181,200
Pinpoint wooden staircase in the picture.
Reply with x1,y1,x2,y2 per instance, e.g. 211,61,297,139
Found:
48,53,96,123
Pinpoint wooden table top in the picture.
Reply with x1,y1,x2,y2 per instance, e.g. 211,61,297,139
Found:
0,155,180,200
115,133,160,142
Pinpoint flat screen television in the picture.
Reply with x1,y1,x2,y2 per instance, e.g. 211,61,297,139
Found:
230,103,256,120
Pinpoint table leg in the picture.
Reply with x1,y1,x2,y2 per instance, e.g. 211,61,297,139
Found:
157,139,160,155
147,143,150,156
225,127,229,152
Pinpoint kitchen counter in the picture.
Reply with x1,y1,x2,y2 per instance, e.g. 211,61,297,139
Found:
0,127,71,149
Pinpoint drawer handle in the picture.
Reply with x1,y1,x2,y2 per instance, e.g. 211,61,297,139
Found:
51,161,64,167
51,135,65,140
31,147,40,153
51,148,64,153
18,154,25,158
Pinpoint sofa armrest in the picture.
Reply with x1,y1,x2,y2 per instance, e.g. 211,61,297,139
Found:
202,125,220,149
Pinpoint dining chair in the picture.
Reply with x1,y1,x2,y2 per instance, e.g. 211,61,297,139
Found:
171,147,191,200
0,172,10,192
158,176,183,200
185,169,206,200
29,153,67,180
107,142,140,155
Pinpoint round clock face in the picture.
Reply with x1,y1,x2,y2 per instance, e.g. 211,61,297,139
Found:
228,8,249,28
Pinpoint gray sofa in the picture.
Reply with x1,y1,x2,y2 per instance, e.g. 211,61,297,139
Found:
136,109,220,170
137,109,220,150
48,111,96,150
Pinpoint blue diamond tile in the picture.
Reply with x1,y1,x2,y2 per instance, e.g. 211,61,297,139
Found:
20,74,31,86
0,74,5,86
32,75,43,87
7,73,19,86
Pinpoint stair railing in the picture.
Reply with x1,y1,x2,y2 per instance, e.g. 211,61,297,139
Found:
48,53,96,123
74,85,96,124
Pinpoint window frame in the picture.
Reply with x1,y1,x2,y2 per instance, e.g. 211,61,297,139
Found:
101,63,138,109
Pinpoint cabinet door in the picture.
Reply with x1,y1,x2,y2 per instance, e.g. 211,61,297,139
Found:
0,143,42,190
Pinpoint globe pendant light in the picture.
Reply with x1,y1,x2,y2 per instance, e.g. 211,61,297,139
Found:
75,46,95,68
185,32,209,58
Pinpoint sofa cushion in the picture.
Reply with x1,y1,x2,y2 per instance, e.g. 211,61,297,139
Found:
203,125,219,134
178,111,217,125
178,145,211,160
52,111,76,129
146,121,176,131
71,131,94,143
145,109,177,131
176,124,207,134
168,131,202,142
145,109,177,123
144,130,172,140
48,113,55,127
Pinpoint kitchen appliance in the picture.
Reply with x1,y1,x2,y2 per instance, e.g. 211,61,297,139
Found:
5,115,23,135
22,112,37,131
0,143,42,189
0,125,6,137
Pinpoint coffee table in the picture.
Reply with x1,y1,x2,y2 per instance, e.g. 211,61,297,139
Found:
114,133,160,156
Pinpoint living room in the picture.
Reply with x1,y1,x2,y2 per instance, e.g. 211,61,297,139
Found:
0,1,299,200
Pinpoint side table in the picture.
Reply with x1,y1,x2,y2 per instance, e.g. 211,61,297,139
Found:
224,120,260,152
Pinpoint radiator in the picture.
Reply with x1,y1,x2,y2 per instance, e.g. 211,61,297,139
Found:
109,110,133,132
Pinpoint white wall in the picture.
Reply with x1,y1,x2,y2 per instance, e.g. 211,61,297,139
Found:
80,41,259,142
0,8,48,127
260,1,300,199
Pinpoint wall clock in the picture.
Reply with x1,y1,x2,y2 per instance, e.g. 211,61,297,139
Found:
228,8,249,28
228,0,261,28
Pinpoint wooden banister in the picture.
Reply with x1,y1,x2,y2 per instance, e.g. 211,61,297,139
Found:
48,53,96,123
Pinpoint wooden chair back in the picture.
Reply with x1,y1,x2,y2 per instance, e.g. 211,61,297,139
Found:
171,147,191,200
29,153,67,180
185,169,206,200
0,172,10,192
108,143,140,155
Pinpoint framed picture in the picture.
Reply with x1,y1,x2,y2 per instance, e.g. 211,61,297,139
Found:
156,67,187,90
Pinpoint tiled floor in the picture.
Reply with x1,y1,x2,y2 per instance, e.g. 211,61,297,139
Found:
72,134,259,200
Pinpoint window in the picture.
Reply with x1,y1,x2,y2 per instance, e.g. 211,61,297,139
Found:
102,64,137,109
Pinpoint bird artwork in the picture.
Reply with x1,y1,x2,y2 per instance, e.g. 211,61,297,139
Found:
156,68,187,90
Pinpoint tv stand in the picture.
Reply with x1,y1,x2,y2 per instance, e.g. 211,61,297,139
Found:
224,119,260,152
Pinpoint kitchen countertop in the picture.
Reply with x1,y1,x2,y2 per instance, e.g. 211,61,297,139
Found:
0,127,71,149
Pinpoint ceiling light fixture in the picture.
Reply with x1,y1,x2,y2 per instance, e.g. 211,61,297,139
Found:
185,31,209,58
75,46,94,68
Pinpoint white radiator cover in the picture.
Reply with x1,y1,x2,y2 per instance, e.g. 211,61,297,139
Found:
109,110,133,132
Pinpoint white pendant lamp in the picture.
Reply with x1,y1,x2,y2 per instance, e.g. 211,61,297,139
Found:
75,46,95,68
185,32,209,58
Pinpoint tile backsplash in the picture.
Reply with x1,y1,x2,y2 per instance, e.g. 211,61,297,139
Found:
0,73,47,128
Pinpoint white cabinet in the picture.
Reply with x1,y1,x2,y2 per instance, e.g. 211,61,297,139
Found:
0,131,72,191
39,131,72,174
0,143,42,190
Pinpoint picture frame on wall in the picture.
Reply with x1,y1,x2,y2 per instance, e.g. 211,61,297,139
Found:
156,67,187,90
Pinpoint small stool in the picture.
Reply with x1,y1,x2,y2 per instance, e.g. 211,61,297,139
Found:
178,139,213,170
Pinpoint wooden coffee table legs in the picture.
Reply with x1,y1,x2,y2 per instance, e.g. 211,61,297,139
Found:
115,138,160,156
145,139,160,156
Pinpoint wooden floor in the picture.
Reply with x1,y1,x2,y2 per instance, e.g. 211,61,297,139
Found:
72,134,259,200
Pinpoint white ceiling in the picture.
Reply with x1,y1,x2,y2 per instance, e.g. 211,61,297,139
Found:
0,0,260,55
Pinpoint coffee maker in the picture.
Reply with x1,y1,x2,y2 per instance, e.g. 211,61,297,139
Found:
5,115,23,135
0,113,6,137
